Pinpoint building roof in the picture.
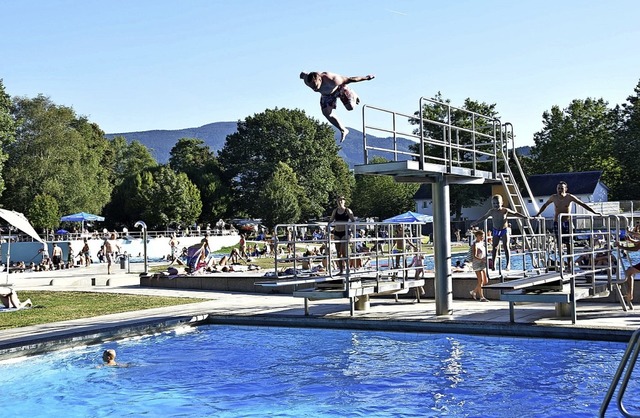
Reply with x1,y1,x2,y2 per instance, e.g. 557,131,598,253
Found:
412,171,606,200
527,171,606,196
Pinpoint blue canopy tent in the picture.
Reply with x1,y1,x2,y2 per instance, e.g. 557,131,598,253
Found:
60,212,105,233
383,211,433,223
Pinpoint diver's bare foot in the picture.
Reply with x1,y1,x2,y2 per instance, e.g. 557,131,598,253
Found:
340,128,349,143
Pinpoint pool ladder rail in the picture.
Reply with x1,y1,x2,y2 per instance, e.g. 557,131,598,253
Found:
600,327,640,417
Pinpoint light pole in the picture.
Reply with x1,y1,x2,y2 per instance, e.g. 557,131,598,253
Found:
134,221,148,274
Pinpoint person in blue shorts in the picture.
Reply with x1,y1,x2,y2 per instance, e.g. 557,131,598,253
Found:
471,194,528,270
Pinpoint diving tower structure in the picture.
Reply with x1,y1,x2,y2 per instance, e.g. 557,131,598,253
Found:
353,97,542,316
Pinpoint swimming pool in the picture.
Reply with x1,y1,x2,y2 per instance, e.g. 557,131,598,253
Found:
1,325,636,417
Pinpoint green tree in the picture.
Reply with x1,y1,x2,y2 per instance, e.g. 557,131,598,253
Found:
0,79,15,197
129,165,202,230
110,137,157,185
258,162,304,228
614,80,640,199
351,157,420,219
530,98,621,198
102,138,157,228
28,193,59,234
218,108,343,221
2,95,112,216
169,138,229,222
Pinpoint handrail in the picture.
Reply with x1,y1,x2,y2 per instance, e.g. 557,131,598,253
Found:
272,221,426,285
600,327,640,417
503,122,540,215
361,97,502,180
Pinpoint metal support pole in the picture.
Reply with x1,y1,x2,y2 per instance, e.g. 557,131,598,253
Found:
433,176,453,315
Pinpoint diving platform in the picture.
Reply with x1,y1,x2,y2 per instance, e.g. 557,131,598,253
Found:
256,97,635,323
353,160,498,185
255,221,428,315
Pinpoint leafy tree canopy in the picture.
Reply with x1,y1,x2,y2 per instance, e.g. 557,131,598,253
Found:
0,79,14,196
2,95,112,216
258,162,303,228
218,108,345,222
351,157,420,220
169,138,229,222
529,98,622,198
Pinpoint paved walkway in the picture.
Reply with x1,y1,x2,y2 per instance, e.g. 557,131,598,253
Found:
1,263,640,360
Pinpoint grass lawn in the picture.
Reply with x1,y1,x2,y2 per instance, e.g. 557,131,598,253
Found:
0,291,205,330
0,244,471,331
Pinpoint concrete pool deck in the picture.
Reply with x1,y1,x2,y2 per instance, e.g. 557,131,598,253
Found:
1,263,640,359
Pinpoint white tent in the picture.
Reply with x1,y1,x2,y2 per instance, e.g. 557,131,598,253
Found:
0,209,44,243
0,209,44,283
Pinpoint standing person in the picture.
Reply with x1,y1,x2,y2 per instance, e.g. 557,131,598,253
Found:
169,233,180,263
300,71,375,142
104,233,121,275
470,230,489,302
393,225,417,269
81,237,91,267
239,233,247,258
329,195,356,275
471,194,529,270
534,181,602,243
67,242,75,268
51,243,63,270
620,239,640,304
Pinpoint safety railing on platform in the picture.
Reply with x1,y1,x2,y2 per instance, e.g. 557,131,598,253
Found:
600,327,640,417
474,215,547,276
271,221,426,290
361,97,503,179
551,213,631,320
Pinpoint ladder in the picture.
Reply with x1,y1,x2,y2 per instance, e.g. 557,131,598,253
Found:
600,327,640,417
498,123,545,271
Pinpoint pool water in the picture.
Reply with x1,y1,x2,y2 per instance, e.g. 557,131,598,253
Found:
1,325,637,417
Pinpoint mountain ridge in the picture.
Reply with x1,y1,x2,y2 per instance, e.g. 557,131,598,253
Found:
105,122,413,168
106,122,530,168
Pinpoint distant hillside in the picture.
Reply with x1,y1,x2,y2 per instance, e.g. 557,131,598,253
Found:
105,122,415,168
106,122,531,168
105,122,238,164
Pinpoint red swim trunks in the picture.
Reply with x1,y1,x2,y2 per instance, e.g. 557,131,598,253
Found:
320,85,360,111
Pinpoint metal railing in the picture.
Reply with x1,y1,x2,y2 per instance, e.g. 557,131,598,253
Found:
600,327,640,417
361,97,502,179
271,221,426,290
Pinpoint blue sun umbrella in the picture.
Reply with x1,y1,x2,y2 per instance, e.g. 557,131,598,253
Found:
60,212,105,232
56,229,69,235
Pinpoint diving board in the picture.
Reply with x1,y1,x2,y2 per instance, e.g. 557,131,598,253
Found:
484,272,566,291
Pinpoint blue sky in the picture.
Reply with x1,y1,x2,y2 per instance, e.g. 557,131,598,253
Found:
2,0,639,146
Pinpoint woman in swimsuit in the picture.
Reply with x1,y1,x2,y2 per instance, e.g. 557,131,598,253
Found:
329,195,356,274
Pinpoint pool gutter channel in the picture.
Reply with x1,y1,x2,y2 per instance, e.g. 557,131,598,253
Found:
0,314,209,361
